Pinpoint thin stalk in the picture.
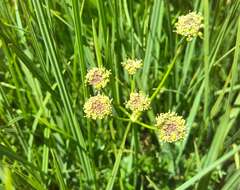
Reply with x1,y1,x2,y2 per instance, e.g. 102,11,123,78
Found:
92,20,103,67
142,0,163,90
150,45,182,102
203,0,210,125
130,75,135,92
96,0,107,41
133,120,157,130
106,122,132,190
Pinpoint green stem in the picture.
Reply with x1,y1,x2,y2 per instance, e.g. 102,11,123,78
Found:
92,20,103,67
203,0,210,124
106,122,132,190
130,75,135,92
119,106,131,117
133,120,157,130
150,45,182,102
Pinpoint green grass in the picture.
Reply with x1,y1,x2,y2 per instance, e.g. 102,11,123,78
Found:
0,0,240,189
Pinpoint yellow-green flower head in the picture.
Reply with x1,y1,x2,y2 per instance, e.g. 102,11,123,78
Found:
175,12,203,41
126,92,150,112
84,94,112,120
86,67,111,90
121,58,143,75
155,112,186,143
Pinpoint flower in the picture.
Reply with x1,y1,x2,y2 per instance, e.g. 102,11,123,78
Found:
126,92,150,112
155,112,186,143
175,12,203,41
84,94,112,120
121,58,143,75
86,67,111,90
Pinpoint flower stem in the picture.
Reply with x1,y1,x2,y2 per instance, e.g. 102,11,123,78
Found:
130,75,135,92
150,45,183,102
133,120,158,130
106,122,132,190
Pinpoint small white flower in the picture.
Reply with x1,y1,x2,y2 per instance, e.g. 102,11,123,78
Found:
156,112,186,143
84,94,112,120
175,12,203,41
126,92,150,112
86,67,111,89
121,59,143,75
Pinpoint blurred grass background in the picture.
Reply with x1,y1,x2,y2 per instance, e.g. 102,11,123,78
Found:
0,0,240,189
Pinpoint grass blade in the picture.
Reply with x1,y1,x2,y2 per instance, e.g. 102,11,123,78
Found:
176,145,240,190
31,0,95,185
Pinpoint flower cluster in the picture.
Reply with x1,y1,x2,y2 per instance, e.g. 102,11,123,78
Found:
83,94,112,120
126,92,150,113
121,58,143,75
84,66,112,120
86,67,111,90
83,59,187,143
155,112,186,143
175,12,203,41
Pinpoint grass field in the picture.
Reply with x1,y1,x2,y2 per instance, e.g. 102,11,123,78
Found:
0,0,240,189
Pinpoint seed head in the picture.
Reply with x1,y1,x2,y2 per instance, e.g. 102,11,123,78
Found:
121,58,143,75
126,92,150,112
155,112,186,143
84,94,112,120
86,67,111,90
175,12,203,41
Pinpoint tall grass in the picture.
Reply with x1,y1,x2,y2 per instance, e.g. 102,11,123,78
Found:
0,0,240,189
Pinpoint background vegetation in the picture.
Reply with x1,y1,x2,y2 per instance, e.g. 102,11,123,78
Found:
0,0,240,189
